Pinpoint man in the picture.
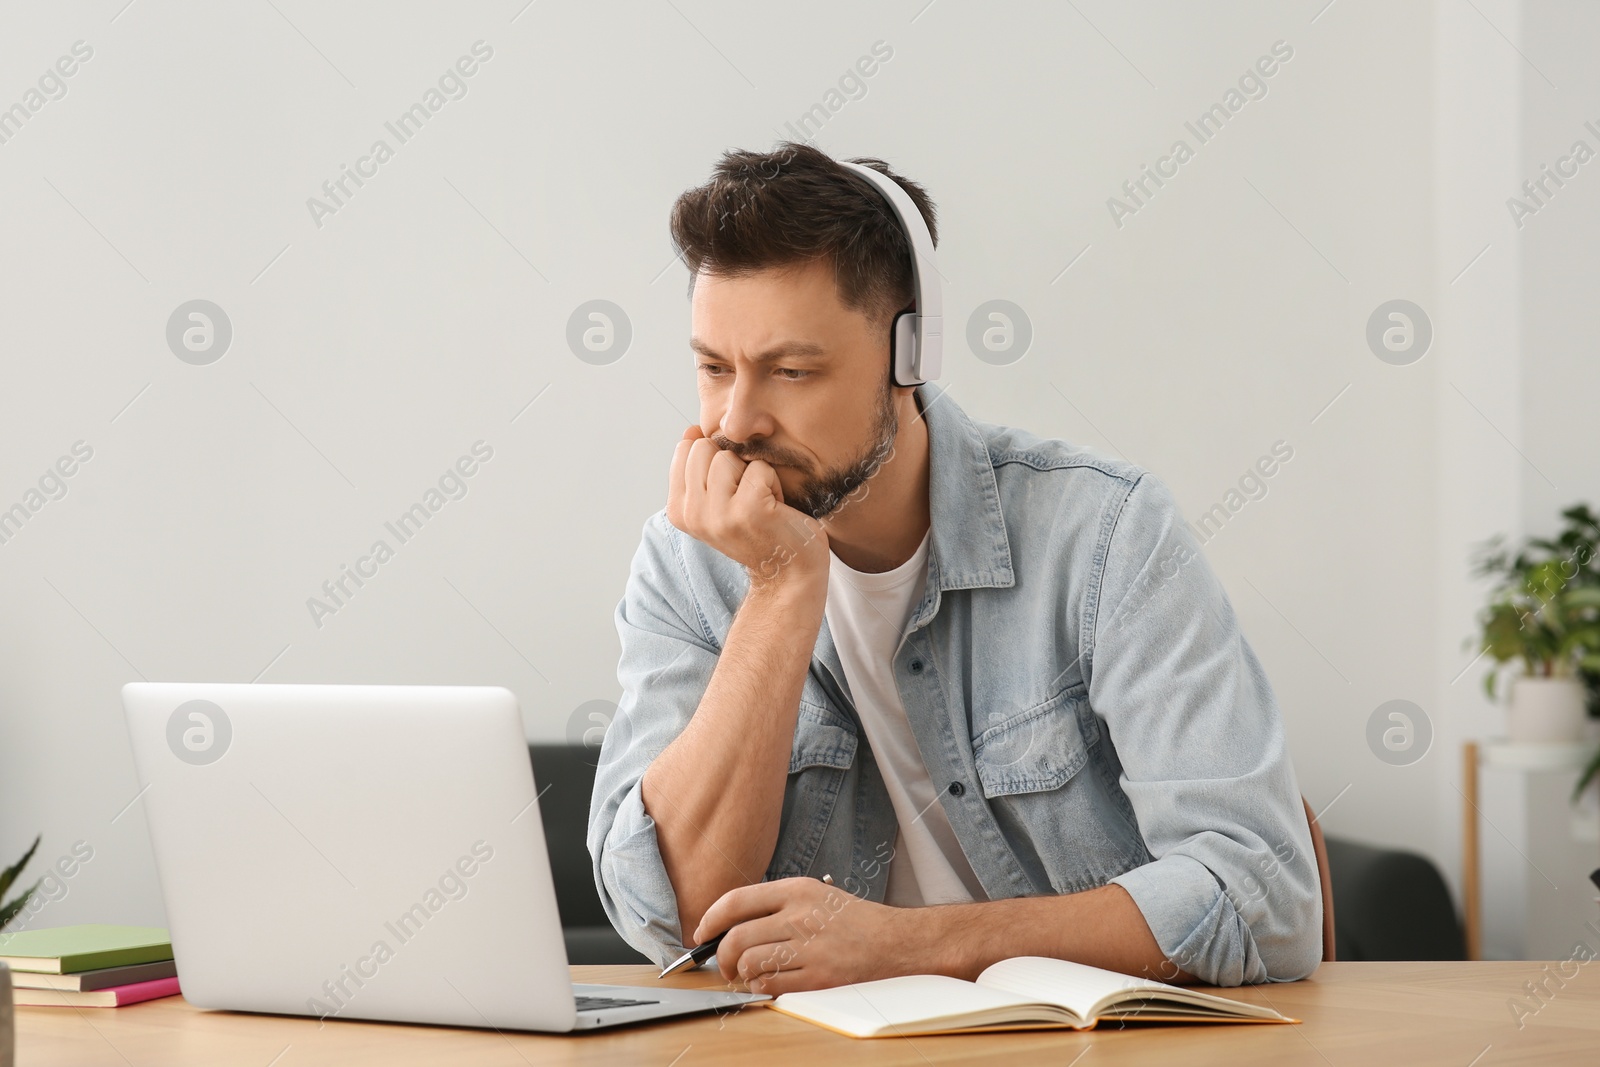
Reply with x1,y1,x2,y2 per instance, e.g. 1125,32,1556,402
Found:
588,142,1321,993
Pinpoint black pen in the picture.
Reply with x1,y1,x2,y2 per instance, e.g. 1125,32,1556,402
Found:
658,873,832,978
657,930,727,978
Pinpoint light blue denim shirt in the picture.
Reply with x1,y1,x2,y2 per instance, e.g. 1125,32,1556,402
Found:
588,383,1322,986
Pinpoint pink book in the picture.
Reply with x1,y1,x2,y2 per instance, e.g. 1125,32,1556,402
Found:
13,976,181,1008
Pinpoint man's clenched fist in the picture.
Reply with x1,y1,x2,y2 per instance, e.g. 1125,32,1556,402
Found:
665,426,830,588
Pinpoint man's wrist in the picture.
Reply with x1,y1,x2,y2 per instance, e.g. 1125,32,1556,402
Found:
744,564,828,610
906,902,959,977
914,900,1013,980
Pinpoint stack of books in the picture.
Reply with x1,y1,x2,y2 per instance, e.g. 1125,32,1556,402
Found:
1,925,179,1007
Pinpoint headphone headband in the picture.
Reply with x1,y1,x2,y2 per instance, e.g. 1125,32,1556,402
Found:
836,159,943,387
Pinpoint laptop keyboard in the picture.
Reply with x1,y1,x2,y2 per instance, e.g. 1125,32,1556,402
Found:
575,994,661,1012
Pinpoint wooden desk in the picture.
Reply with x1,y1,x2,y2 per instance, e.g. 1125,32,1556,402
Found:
16,961,1599,1065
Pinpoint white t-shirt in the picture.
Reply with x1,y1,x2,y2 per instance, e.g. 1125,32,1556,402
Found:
824,530,988,907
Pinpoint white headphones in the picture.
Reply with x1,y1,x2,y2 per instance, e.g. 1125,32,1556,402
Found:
836,159,943,387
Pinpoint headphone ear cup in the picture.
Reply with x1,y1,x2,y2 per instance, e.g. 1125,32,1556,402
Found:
890,311,921,387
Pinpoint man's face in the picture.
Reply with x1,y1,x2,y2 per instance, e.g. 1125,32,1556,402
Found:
690,259,902,519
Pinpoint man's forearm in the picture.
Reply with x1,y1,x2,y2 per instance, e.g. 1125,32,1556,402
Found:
914,883,1197,984
640,575,826,941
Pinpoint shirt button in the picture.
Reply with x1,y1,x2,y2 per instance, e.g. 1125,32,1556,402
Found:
948,781,964,796
909,659,924,674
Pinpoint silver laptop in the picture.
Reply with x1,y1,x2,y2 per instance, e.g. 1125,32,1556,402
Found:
121,682,765,1031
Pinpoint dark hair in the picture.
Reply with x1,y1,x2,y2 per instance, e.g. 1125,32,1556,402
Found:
669,141,939,329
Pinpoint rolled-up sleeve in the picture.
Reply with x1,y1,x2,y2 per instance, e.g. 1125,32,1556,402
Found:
587,511,722,966
1093,473,1322,985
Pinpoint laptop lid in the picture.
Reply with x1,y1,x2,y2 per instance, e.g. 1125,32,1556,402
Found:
121,682,579,1032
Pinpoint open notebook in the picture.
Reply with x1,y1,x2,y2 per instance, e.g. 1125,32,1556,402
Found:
767,956,1299,1038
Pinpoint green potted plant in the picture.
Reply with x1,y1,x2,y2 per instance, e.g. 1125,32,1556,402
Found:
1470,504,1600,750
1,835,41,1067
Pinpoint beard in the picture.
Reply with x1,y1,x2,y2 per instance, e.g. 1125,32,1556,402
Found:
713,378,900,520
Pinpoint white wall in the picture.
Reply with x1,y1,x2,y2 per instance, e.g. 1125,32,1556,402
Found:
0,0,1581,952
1434,0,1527,961
1508,0,1600,958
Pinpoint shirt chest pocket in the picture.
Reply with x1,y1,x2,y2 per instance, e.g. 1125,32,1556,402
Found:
788,701,858,773
969,683,1147,891
971,682,1098,797
768,701,860,882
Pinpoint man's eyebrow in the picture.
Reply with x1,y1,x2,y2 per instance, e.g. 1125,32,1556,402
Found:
689,338,828,363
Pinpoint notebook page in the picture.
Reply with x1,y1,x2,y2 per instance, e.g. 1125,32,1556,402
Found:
772,974,1041,1035
977,957,1286,1021
977,956,1162,1016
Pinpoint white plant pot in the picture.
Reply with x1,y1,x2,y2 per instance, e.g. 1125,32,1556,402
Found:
1508,676,1589,743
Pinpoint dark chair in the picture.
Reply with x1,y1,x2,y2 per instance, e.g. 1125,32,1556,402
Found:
1322,836,1466,961
527,744,652,965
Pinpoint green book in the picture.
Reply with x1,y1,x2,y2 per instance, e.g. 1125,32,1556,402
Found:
0,925,172,974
